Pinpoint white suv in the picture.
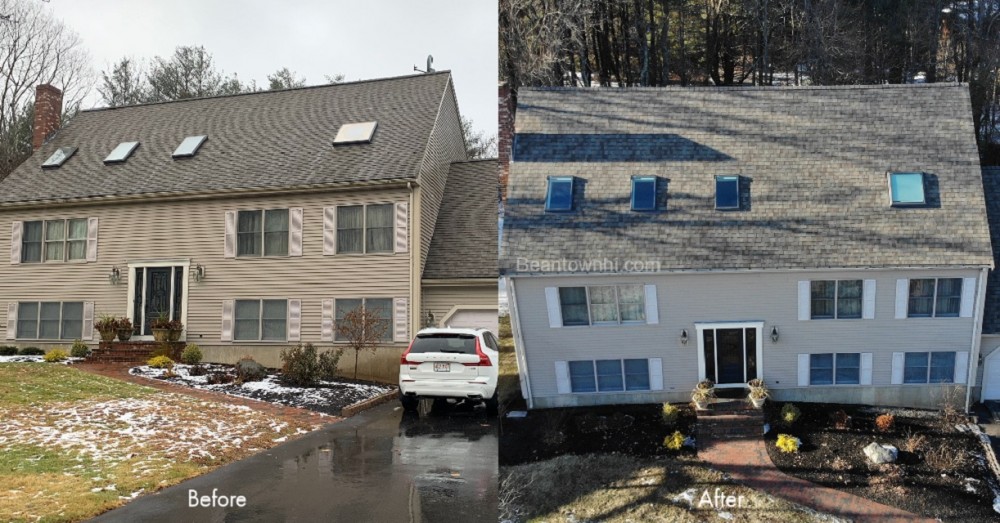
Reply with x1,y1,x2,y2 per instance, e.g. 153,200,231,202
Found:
399,327,499,414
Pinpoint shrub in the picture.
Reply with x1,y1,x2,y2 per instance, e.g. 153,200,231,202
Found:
207,371,235,385
188,364,208,376
663,430,685,450
43,349,68,362
830,456,851,472
829,409,852,430
937,386,967,430
0,346,18,356
776,433,800,453
180,344,203,365
235,356,267,383
779,403,801,427
875,413,895,433
924,445,969,472
661,403,680,426
902,428,928,453
150,343,174,359
70,340,90,358
18,347,44,356
318,348,344,381
147,355,174,369
280,344,320,386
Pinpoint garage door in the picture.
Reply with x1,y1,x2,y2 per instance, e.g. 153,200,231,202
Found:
984,349,1000,400
443,309,498,335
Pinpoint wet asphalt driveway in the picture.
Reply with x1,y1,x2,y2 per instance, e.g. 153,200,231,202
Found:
89,400,498,522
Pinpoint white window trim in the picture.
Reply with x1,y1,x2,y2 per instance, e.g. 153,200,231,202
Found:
126,260,191,342
807,353,863,386
907,278,962,318
560,285,647,327
695,321,765,389
235,208,292,258
22,218,89,264
901,350,957,385
231,298,289,342
335,202,398,256
567,358,653,394
332,297,396,343
810,280,864,320
14,301,84,341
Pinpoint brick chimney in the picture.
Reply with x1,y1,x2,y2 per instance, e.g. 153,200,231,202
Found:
32,84,63,150
498,83,515,204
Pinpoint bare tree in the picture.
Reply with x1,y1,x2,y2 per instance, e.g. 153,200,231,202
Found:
335,304,391,380
0,0,92,178
267,67,306,90
146,45,225,102
462,116,498,159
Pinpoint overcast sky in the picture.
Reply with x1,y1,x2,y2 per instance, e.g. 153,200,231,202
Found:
48,0,498,138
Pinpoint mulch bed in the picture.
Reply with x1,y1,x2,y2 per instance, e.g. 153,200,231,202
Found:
500,403,696,465
765,401,998,521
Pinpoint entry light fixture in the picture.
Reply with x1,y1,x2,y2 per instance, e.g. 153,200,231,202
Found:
681,329,689,345
192,264,206,283
108,266,121,285
771,326,780,343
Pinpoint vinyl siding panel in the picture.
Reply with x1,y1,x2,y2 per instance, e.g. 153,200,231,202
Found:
421,283,499,328
511,269,980,405
0,189,413,362
416,80,468,276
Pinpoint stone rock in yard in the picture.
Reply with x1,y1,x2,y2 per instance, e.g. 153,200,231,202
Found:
863,442,898,464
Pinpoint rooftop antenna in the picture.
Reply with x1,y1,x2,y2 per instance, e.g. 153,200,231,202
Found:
413,55,435,74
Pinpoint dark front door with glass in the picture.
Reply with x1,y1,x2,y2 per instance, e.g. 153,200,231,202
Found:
702,327,757,385
133,266,184,336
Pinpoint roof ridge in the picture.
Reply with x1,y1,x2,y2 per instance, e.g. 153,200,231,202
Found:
451,158,498,164
81,70,452,113
522,82,966,93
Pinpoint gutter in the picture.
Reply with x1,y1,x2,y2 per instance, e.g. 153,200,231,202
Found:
969,267,989,410
502,265,993,278
421,278,498,287
507,277,533,408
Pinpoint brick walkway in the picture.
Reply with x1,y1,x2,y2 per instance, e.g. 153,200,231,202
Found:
699,435,936,522
74,362,333,428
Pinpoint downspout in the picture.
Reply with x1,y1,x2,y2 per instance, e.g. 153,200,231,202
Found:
507,277,533,408
408,182,420,343
967,267,989,412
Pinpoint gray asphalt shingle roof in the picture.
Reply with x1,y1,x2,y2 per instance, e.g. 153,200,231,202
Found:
981,167,1000,333
423,159,499,279
0,72,453,204
501,84,993,274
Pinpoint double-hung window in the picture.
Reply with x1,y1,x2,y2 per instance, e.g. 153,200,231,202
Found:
810,280,862,319
809,353,860,385
334,297,393,341
337,204,394,254
16,301,83,340
568,359,650,393
237,209,289,257
234,299,287,341
907,278,961,318
559,285,646,326
21,219,87,263
903,351,955,384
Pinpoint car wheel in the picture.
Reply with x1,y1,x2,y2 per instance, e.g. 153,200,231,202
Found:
485,391,499,416
400,395,418,412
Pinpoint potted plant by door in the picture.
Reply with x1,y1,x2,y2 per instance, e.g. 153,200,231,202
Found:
115,317,134,342
691,379,716,410
166,320,184,342
94,314,118,343
747,378,769,409
150,313,172,343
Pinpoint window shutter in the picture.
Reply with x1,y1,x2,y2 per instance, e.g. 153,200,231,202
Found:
890,352,904,384
544,287,562,328
86,217,99,262
82,302,94,341
5,303,16,340
862,280,876,319
954,351,969,384
555,361,571,394
321,299,334,342
797,354,809,386
224,211,236,259
644,284,658,325
221,300,234,341
289,208,303,257
960,277,976,318
860,352,873,385
287,299,302,342
394,202,408,254
894,279,909,319
10,221,22,265
323,207,336,255
393,297,408,342
649,358,663,390
797,281,810,321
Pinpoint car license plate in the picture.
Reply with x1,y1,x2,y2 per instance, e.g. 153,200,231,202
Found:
434,363,450,372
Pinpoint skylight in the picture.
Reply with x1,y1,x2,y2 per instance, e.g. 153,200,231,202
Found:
172,135,207,158
333,121,378,145
889,172,925,206
103,141,139,164
41,147,77,169
631,176,657,211
715,175,740,210
545,177,574,212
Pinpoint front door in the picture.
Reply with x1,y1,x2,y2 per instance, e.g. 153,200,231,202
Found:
699,323,761,386
132,266,184,336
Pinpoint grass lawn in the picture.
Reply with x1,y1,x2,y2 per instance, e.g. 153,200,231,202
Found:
0,363,323,522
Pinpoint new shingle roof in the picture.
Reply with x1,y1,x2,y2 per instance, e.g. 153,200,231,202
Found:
981,167,1000,333
423,159,499,279
0,72,454,204
501,84,993,274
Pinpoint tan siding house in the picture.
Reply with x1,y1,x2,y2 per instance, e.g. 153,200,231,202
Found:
0,73,497,382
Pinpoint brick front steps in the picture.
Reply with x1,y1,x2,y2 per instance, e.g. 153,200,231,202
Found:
86,341,184,364
697,398,764,440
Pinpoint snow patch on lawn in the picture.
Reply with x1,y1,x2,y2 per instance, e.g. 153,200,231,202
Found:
0,355,83,364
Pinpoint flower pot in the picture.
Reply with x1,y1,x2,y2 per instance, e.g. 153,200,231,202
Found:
749,396,766,409
168,329,182,342
99,330,116,342
152,328,170,342
693,398,710,410
116,329,133,342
